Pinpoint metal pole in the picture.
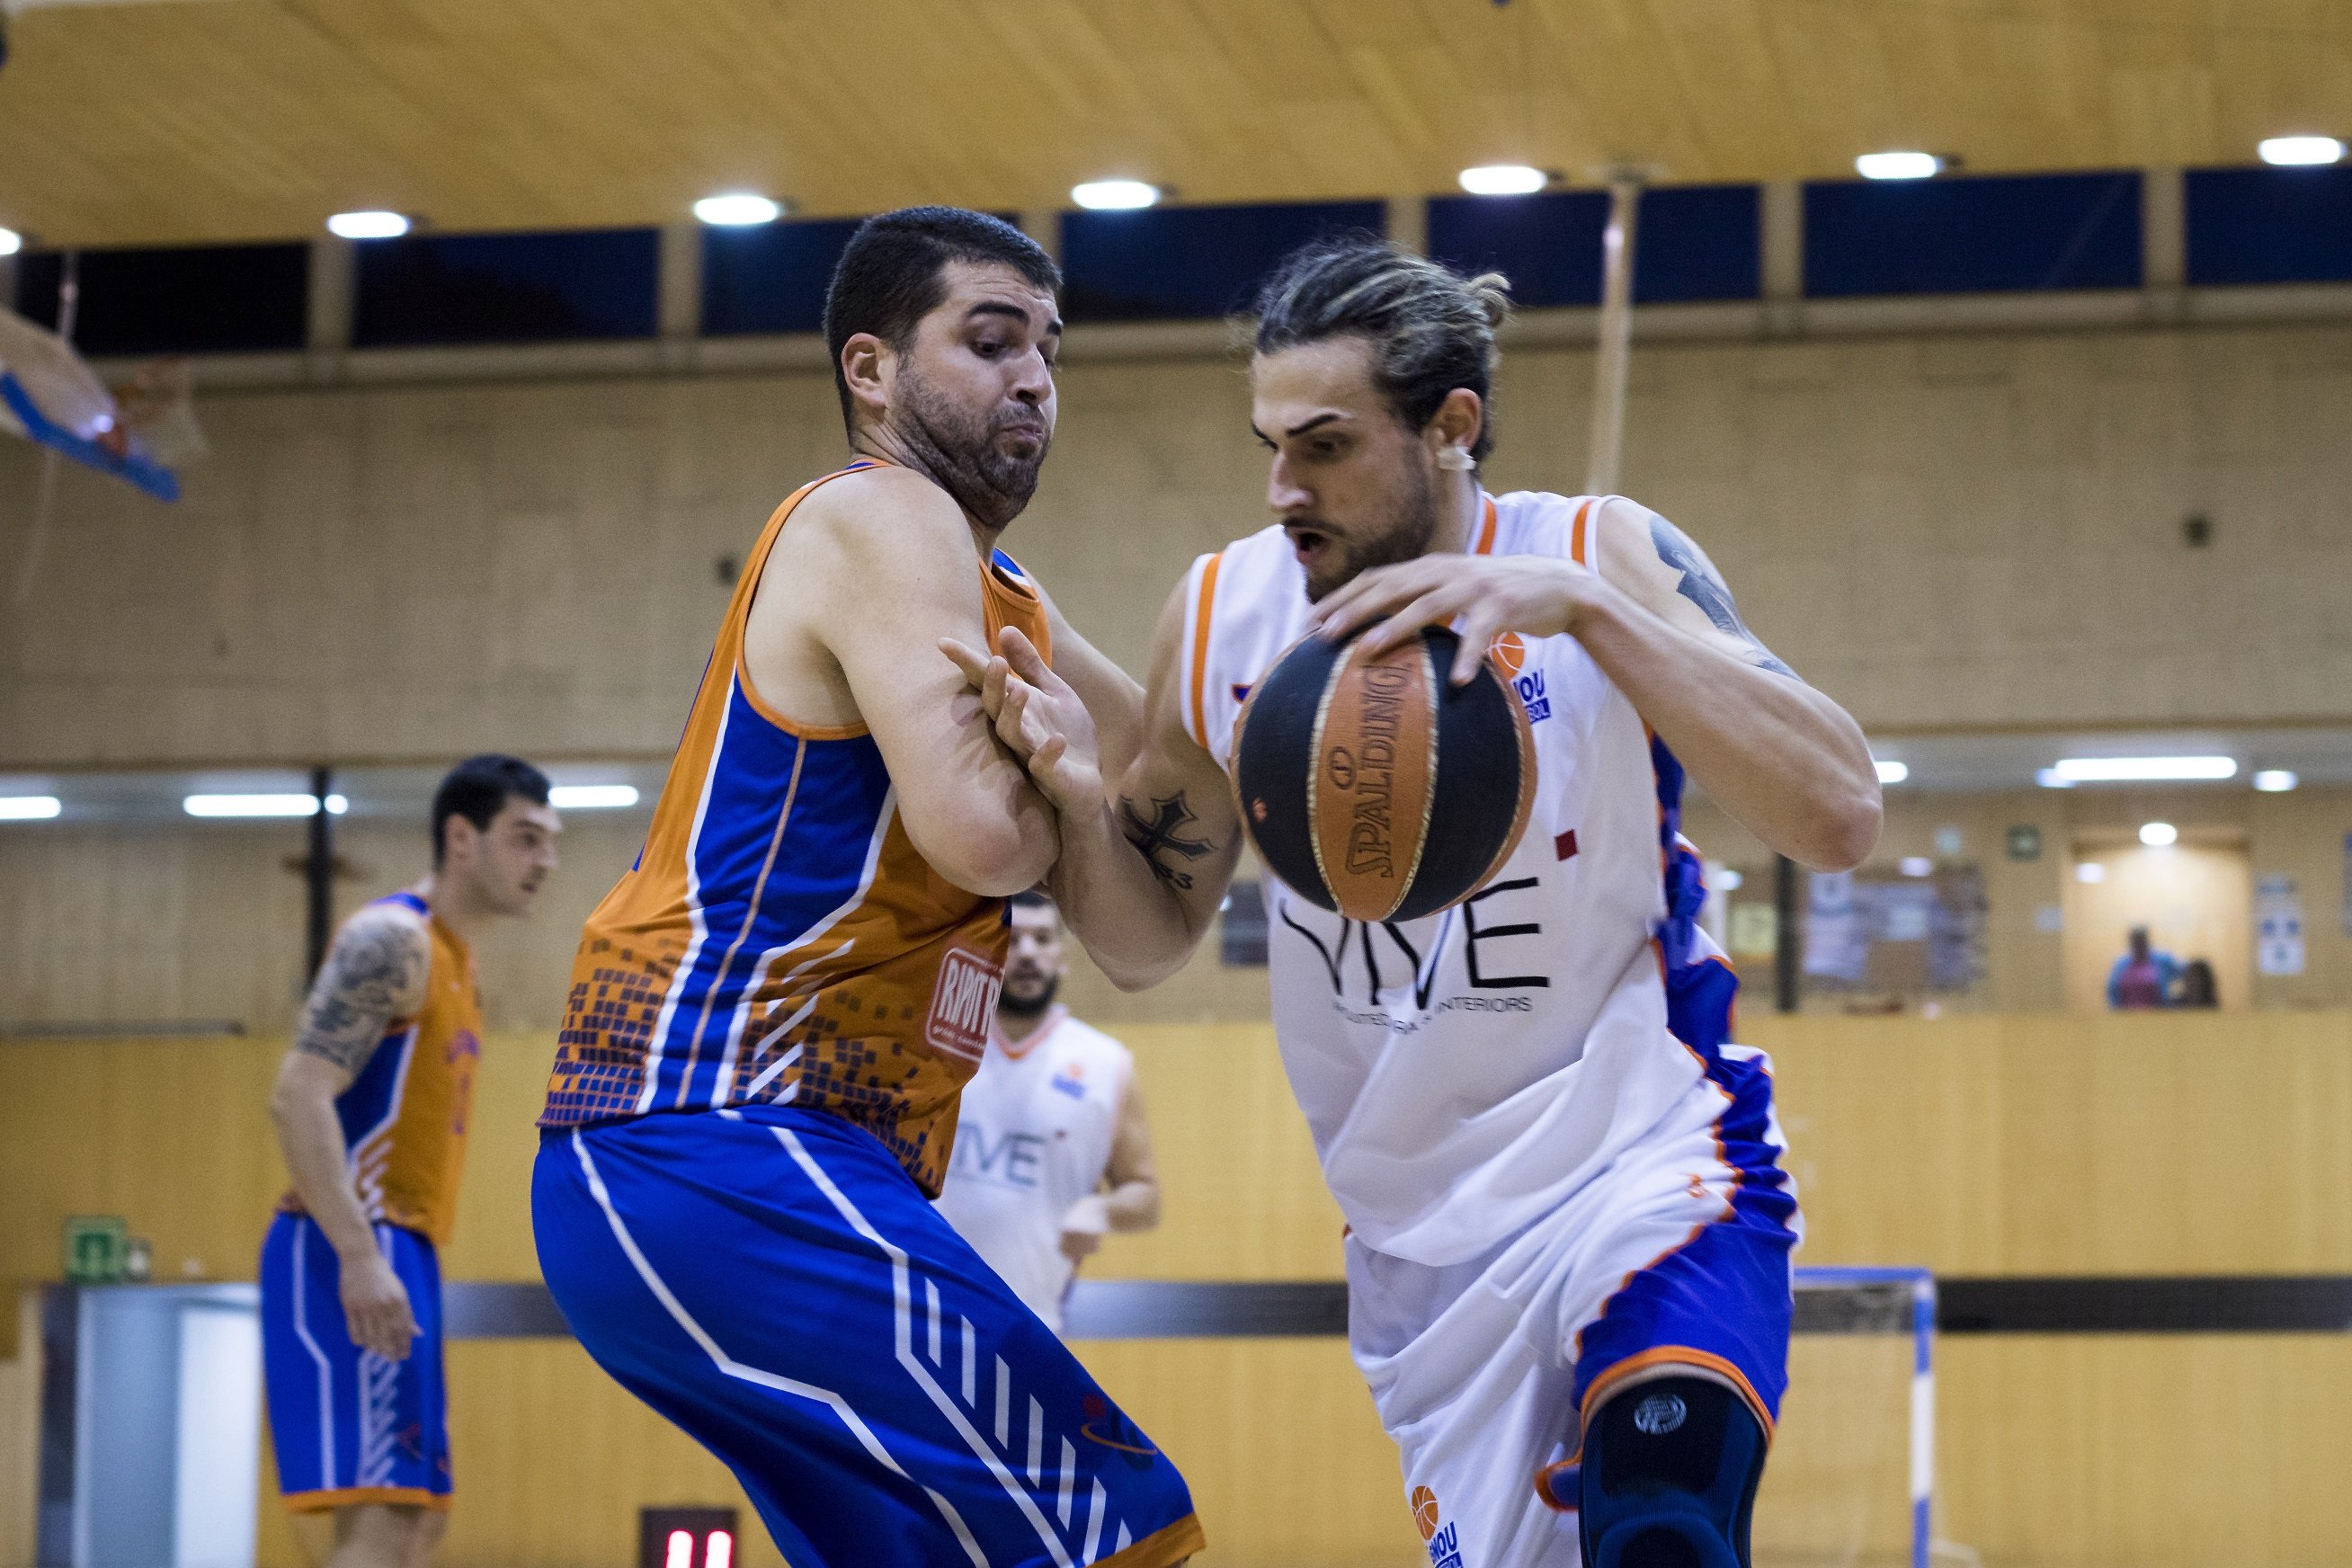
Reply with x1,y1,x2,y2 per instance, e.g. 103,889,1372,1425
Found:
1583,174,1643,496
305,764,334,982
1773,853,1800,1013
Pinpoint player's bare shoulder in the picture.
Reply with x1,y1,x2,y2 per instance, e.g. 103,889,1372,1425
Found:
1589,497,1797,679
296,899,432,1074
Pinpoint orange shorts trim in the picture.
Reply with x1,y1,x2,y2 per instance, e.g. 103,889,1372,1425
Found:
281,1484,450,1514
1095,1511,1205,1567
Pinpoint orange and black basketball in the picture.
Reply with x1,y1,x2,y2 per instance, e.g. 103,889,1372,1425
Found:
1232,625,1537,924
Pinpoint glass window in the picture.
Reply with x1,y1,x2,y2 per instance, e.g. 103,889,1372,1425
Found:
13,244,308,355
701,218,865,336
2187,165,2352,286
1804,171,2142,297
352,228,660,346
1426,183,1760,307
1061,200,1385,322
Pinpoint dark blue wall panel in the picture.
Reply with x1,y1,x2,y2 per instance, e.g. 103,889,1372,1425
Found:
1427,184,1760,307
1061,201,1385,322
2187,165,2352,285
1804,171,2142,297
700,218,864,335
353,228,659,346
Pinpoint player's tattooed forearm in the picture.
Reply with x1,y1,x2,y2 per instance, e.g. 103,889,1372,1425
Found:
1118,793,1214,891
1647,516,1797,677
294,910,429,1073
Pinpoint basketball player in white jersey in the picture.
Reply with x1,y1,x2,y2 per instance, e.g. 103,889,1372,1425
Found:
933,889,1162,1333
948,236,1881,1568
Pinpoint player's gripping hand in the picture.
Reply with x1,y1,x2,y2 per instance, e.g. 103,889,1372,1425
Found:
940,628,1102,815
1058,1194,1110,1262
1305,554,1602,684
337,1244,419,1362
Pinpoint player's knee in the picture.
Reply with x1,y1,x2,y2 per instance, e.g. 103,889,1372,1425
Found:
1577,1375,1766,1568
403,1506,448,1567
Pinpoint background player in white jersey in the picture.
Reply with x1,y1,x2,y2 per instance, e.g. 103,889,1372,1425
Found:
933,889,1163,1333
949,236,1882,1568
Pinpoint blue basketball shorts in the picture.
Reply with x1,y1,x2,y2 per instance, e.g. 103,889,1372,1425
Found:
259,1211,451,1511
533,1104,1204,1568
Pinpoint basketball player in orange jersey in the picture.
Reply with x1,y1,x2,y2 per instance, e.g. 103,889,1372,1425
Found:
261,755,559,1568
533,209,1201,1568
955,236,1882,1568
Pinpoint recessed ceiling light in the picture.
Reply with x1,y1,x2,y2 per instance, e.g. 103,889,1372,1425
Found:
183,793,347,818
2139,821,2178,847
1856,151,1944,181
326,210,411,240
2252,769,2299,793
693,193,785,227
1899,856,1934,878
2048,756,2238,783
0,795,60,821
1071,180,1161,211
1458,165,1547,197
1874,759,1909,785
2258,136,2345,168
0,228,22,258
2075,861,2106,884
548,784,641,810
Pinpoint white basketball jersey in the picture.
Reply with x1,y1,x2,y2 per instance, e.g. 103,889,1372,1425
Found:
1184,490,1726,1268
933,1006,1133,1333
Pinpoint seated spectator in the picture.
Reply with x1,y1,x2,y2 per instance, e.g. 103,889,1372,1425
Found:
2175,958,2218,1008
2107,926,2180,1010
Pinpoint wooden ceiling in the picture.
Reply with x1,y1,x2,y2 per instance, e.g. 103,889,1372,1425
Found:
2,0,2348,248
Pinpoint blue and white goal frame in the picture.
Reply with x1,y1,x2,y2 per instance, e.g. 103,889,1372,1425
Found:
1795,1265,1937,1568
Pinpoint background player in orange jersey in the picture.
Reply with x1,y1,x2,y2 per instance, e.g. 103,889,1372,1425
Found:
534,209,1201,1568
262,756,559,1568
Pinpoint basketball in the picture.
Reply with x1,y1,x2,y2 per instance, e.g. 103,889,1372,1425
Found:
1231,625,1536,924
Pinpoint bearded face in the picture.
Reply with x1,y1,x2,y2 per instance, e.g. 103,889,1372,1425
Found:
892,361,1051,531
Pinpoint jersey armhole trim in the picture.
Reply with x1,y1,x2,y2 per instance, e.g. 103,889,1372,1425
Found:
1185,552,1224,746
1570,497,1597,568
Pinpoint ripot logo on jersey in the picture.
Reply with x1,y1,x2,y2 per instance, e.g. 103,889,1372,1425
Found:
1410,1484,1464,1567
924,949,1002,1065
1336,663,1409,878
1488,634,1550,723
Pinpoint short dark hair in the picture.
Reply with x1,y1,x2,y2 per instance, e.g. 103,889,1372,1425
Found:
1252,235,1512,461
1009,888,1057,913
431,754,550,867
823,207,1062,435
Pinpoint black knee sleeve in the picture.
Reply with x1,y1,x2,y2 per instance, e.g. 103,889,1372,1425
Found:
1578,1376,1766,1568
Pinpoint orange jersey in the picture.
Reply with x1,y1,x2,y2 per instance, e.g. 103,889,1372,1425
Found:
282,892,483,1247
540,460,1055,1195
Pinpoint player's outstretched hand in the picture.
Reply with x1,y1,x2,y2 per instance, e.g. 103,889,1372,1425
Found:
338,1246,419,1362
1305,554,1601,684
940,628,1103,814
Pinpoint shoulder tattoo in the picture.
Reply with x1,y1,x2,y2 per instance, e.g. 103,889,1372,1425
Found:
295,910,430,1074
1119,792,1214,891
1646,516,1796,677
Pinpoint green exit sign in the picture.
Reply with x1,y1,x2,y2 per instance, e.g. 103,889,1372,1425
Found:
62,1216,129,1284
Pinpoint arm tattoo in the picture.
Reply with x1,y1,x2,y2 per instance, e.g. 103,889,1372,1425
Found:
295,911,430,1074
1118,793,1214,891
1647,516,1796,677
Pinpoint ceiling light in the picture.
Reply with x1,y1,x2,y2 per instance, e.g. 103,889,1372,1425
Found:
1856,151,1944,181
2252,769,2299,793
2139,821,2178,847
1458,165,1547,197
326,210,410,240
1899,856,1934,878
2035,769,2075,789
183,793,347,818
548,784,640,810
0,795,61,821
0,228,21,258
2048,756,2237,783
2258,136,2345,168
692,193,784,227
2075,861,2106,883
1715,869,1744,891
1071,180,1161,211
1874,759,1910,785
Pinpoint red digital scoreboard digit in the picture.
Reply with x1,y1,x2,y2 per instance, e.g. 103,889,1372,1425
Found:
638,1507,737,1568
